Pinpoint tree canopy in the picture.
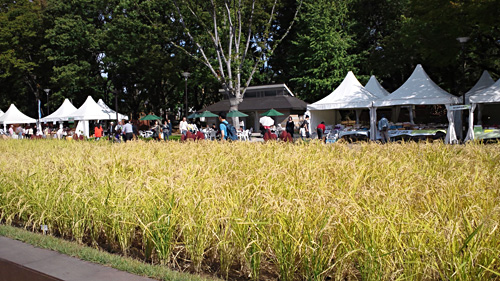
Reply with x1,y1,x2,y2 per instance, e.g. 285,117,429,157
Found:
0,0,498,117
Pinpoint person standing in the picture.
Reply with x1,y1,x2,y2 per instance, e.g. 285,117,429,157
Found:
57,124,64,140
27,126,33,139
317,121,326,140
122,120,134,142
94,123,103,141
286,116,294,139
218,112,228,141
304,115,310,138
16,125,23,139
162,120,170,141
167,119,172,140
179,116,188,136
8,125,14,137
132,121,139,140
378,114,390,144
152,121,161,140
108,122,115,141
115,121,123,142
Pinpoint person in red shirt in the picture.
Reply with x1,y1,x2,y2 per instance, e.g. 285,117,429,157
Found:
94,123,103,140
317,121,326,141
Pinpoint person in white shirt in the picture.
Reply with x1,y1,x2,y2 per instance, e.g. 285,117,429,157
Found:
179,117,188,136
122,120,134,142
57,124,64,139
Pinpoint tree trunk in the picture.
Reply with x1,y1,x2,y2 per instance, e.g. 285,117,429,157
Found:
229,96,242,129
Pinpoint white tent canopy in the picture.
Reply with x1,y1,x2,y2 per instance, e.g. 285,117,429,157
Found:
463,70,495,104
308,71,378,110
373,64,459,143
66,96,118,121
469,78,500,104
97,99,128,121
41,98,78,122
365,75,390,98
0,104,37,127
0,109,4,118
308,71,379,139
465,79,500,141
374,64,459,106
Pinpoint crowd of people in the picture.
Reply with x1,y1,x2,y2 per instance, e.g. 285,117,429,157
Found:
1,124,68,140
0,112,327,143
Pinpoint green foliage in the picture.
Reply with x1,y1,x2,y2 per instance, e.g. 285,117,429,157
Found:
0,0,499,116
287,0,358,102
0,0,49,114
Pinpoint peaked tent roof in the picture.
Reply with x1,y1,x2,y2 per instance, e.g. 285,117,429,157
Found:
308,71,378,110
97,99,129,120
0,104,37,125
469,78,500,104
66,96,118,121
41,98,78,122
0,109,3,118
365,75,390,98
374,64,459,107
463,70,495,103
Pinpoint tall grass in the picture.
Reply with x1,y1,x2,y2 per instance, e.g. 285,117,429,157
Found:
0,139,499,280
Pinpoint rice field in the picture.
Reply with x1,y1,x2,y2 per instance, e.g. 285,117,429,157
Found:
0,139,499,280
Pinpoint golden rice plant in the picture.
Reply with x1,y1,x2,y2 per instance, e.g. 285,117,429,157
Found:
0,139,499,280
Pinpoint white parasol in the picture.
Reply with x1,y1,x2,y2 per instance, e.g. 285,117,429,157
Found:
259,116,274,127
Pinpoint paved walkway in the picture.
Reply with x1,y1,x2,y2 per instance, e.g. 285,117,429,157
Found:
0,236,155,281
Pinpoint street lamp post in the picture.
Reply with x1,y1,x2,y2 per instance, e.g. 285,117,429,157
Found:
457,36,469,141
44,89,50,115
181,72,190,118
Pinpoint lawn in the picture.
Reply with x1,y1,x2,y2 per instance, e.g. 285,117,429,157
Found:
0,139,499,280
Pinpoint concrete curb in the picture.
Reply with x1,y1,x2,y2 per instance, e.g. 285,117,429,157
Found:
0,236,155,281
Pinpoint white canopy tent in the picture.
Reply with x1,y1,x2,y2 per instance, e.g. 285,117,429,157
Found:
40,98,78,122
0,104,37,131
458,71,495,140
308,71,379,139
64,96,120,137
365,75,390,98
463,70,495,104
97,99,128,121
373,64,459,143
465,78,500,141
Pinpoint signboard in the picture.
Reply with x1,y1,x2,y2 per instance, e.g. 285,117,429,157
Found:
449,105,471,111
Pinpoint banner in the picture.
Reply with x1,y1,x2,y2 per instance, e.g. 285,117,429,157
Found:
38,99,42,119
449,105,471,111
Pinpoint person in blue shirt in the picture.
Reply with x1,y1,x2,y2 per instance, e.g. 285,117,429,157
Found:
378,114,390,143
218,112,228,141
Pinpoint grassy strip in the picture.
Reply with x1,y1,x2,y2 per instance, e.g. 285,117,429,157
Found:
0,224,215,281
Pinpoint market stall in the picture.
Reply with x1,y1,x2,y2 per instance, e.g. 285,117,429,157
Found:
0,104,37,132
308,71,379,140
373,64,459,143
62,96,120,137
465,78,500,141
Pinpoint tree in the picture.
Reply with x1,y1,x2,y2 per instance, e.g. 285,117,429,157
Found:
43,0,109,107
0,0,50,116
284,0,358,102
166,0,301,127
